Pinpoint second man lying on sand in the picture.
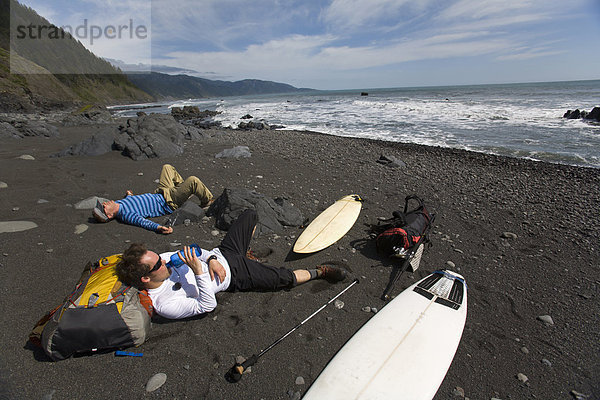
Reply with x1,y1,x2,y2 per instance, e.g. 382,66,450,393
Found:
115,209,348,319
92,164,213,234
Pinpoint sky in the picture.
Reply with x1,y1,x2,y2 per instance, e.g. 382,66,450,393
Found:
15,0,600,90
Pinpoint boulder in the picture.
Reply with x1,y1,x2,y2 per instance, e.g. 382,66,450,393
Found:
54,113,205,160
584,106,600,121
0,122,22,139
238,120,271,130
563,109,581,119
62,105,113,126
171,106,221,121
376,154,407,168
171,106,201,120
163,200,205,226
11,121,59,138
207,188,305,235
215,146,251,159
51,126,118,157
182,125,208,141
191,118,222,129
113,114,185,160
563,107,600,121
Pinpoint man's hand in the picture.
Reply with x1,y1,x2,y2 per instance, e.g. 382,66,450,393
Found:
157,225,173,234
208,258,226,282
183,245,203,275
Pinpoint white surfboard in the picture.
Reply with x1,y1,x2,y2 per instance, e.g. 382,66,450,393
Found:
303,270,467,400
293,194,362,254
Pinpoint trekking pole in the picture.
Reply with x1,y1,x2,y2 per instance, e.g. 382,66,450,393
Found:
225,278,359,383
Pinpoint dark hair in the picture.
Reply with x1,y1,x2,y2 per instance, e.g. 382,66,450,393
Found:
116,243,151,289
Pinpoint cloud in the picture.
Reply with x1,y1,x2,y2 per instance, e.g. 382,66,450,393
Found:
150,0,318,51
162,29,514,85
321,0,417,29
497,47,564,61
437,0,532,20
21,0,599,88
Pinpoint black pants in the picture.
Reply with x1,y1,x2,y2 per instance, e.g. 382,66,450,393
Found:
219,209,296,292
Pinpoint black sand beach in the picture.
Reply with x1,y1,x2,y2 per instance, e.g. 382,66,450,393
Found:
0,116,598,399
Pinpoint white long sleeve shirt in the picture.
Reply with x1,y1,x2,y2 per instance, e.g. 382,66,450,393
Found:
147,248,231,319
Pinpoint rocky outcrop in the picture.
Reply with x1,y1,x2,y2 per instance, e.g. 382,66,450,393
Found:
563,107,600,122
207,188,305,235
53,113,206,160
237,120,273,130
171,106,223,129
51,126,118,157
113,114,186,160
171,106,220,121
0,120,59,139
0,122,22,139
62,106,114,126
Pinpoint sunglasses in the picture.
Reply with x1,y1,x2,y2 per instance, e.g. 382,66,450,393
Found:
148,257,163,274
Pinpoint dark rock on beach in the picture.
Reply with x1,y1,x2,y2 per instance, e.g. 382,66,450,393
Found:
51,126,118,157
163,200,206,227
113,113,186,160
215,146,252,159
238,120,272,130
171,106,221,121
0,116,598,400
0,119,59,139
376,153,407,168
0,121,21,138
61,105,114,126
172,106,223,129
53,113,210,159
207,187,305,234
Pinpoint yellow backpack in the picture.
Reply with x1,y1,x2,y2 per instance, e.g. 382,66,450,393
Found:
29,254,153,361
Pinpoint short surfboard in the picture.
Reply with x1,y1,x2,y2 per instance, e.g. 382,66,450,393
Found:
303,270,467,400
293,194,362,254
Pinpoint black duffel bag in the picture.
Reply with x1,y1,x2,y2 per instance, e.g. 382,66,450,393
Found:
375,195,434,258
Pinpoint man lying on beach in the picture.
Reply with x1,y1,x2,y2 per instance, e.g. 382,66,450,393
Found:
116,209,347,319
92,164,213,234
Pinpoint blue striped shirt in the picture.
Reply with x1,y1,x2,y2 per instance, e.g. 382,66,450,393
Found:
116,193,174,232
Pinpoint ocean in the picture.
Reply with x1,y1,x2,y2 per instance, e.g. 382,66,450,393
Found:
109,80,600,169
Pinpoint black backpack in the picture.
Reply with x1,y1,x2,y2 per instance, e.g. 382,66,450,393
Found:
375,195,434,258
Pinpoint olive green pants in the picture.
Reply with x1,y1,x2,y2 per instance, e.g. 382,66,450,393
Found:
155,164,213,209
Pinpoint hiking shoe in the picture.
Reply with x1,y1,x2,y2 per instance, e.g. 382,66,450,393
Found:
317,265,347,283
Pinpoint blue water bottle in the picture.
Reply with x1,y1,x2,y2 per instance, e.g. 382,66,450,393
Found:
167,244,202,268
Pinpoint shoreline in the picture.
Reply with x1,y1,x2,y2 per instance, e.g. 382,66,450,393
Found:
2,105,599,170
0,117,598,399
296,127,600,172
